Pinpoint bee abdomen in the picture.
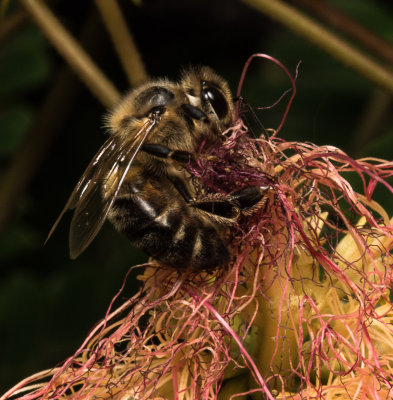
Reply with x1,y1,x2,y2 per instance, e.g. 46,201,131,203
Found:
136,212,230,270
110,193,230,270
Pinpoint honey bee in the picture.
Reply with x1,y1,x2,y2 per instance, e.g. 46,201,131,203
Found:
47,66,265,270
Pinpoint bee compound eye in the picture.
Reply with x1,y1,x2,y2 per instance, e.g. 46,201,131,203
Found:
202,85,228,120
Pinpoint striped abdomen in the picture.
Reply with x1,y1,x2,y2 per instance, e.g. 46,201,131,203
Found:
107,174,230,270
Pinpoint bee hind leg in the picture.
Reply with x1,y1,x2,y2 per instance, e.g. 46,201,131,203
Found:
229,186,268,211
169,175,267,220
191,185,267,220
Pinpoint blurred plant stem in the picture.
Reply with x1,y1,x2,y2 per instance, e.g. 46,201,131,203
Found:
288,0,393,158
351,89,392,157
290,0,393,66
0,12,104,238
242,0,393,95
0,9,27,41
0,0,58,42
20,0,120,108
94,0,148,86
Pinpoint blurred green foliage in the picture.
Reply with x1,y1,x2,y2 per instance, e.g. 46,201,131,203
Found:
1,0,392,394
0,27,51,97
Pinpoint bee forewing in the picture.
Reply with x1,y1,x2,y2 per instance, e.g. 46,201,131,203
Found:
67,118,158,258
44,136,118,246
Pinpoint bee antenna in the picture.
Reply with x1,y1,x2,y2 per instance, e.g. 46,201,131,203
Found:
237,97,267,139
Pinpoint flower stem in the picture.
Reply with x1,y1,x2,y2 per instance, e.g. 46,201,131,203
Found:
191,292,275,400
291,0,393,66
95,0,148,87
242,0,393,95
20,0,120,108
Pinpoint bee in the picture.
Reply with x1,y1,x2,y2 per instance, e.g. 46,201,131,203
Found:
47,66,265,270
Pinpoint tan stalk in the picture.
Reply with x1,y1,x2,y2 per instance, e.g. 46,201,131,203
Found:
95,0,148,86
20,0,120,108
0,9,27,41
290,0,393,66
0,12,104,238
242,0,393,95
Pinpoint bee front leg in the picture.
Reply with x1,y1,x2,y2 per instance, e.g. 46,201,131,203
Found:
141,103,209,164
141,143,194,164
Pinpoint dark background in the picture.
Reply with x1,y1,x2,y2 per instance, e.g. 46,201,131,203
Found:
1,0,393,393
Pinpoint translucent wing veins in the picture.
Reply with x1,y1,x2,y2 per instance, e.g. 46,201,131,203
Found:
45,117,159,259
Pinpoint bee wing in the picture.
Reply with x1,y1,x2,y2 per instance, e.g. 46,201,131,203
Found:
46,118,158,259
45,136,117,244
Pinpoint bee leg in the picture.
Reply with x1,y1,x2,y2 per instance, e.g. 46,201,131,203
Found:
191,186,268,218
181,104,208,121
169,175,236,220
142,143,194,163
168,175,194,203
169,176,265,220
191,199,240,219
190,185,267,219
228,185,268,211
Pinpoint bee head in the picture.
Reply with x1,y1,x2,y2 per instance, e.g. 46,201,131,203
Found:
180,66,234,132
